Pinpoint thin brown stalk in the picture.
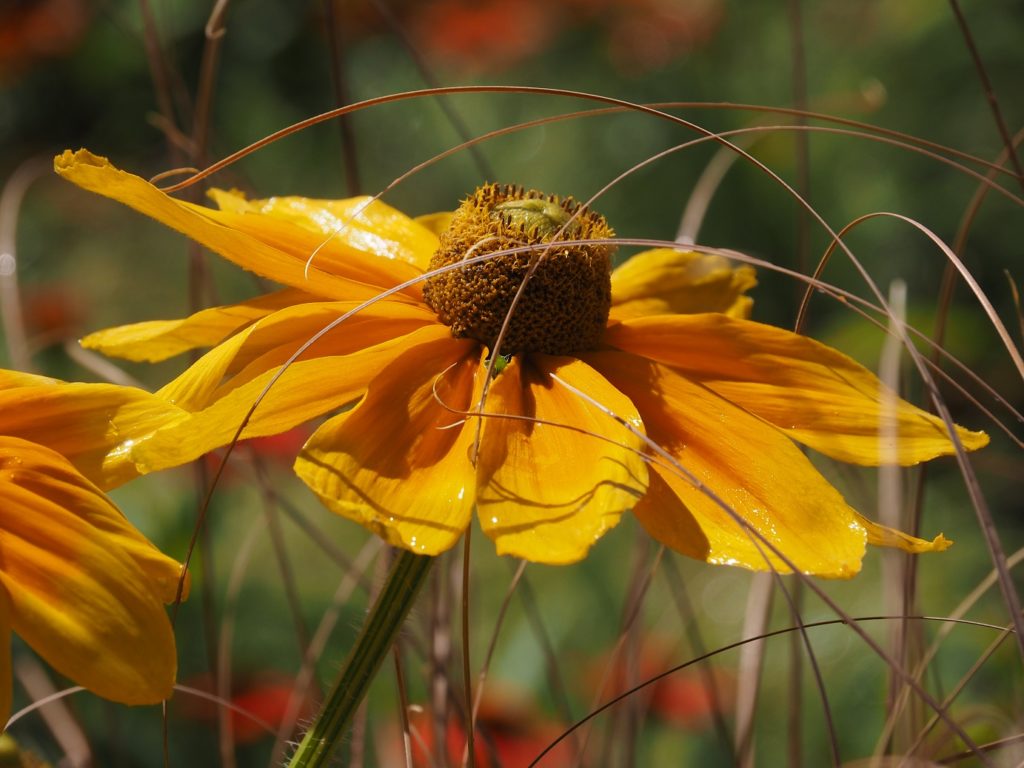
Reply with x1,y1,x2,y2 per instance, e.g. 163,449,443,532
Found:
660,554,736,762
0,157,48,372
429,554,453,767
460,531,475,767
323,0,362,196
947,0,1024,193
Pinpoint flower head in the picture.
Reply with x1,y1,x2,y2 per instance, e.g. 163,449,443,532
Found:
0,371,187,727
55,149,988,577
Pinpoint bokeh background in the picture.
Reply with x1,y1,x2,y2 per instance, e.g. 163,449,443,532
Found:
1,1,1021,765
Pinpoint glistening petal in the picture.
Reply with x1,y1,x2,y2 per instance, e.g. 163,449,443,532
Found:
133,324,455,473
0,380,187,490
592,350,897,577
609,249,756,320
476,356,648,565
210,190,439,271
295,336,480,555
605,314,988,465
54,150,415,300
0,438,178,704
82,288,317,363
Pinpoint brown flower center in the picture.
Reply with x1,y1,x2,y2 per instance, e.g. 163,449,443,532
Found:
422,184,615,355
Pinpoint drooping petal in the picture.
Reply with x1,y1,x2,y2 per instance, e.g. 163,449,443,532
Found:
609,249,756,320
133,324,456,473
589,350,949,576
54,150,419,301
0,381,187,490
81,288,318,362
154,299,436,411
605,314,988,465
476,356,648,565
0,438,179,704
209,190,439,271
295,336,480,555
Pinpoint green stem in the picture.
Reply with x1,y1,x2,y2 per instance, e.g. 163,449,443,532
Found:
287,549,434,768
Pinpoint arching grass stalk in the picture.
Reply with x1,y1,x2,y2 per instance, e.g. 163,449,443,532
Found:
287,549,433,768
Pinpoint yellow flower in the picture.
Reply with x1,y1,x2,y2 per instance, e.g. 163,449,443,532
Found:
56,149,988,577
0,370,187,727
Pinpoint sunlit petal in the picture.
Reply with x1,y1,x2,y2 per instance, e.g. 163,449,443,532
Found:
476,356,648,565
54,150,415,300
0,381,186,490
155,299,436,411
210,190,439,271
295,336,480,555
605,314,988,465
0,438,178,704
134,324,456,473
413,211,455,238
81,288,317,362
588,350,952,576
610,249,755,320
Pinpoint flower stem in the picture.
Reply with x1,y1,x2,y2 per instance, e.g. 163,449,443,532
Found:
287,549,434,768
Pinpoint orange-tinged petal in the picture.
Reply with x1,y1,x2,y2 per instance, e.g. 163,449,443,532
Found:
0,438,178,704
609,249,756,320
81,288,317,362
295,336,480,555
155,299,435,411
592,350,882,576
0,592,10,728
476,356,648,565
133,324,456,473
54,150,413,301
605,314,988,465
0,380,186,490
210,189,439,271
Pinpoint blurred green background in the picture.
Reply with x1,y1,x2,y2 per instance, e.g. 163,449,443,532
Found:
1,0,1021,765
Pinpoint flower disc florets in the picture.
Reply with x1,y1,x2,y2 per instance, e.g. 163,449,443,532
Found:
422,183,615,355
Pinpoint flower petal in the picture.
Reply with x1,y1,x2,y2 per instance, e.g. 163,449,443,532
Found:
210,190,439,271
54,150,418,300
81,288,317,363
134,324,455,473
590,351,947,576
413,211,455,238
609,249,756,320
476,356,648,565
0,438,179,704
155,299,436,411
294,336,480,555
0,380,187,490
605,314,988,465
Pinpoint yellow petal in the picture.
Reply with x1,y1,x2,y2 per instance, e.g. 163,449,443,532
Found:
592,350,880,576
134,323,455,473
0,379,187,490
0,594,11,728
609,249,756,320
295,336,480,555
0,438,179,704
476,356,648,565
54,150,415,301
605,314,988,465
155,299,435,411
413,211,455,239
210,190,439,271
82,288,317,362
